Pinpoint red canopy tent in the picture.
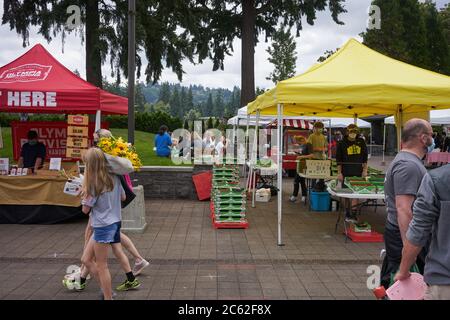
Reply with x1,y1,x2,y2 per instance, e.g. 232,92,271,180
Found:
0,44,127,115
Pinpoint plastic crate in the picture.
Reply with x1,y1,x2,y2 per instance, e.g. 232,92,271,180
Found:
309,190,331,211
346,225,383,242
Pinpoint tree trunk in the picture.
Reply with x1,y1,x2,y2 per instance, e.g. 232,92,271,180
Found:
240,0,256,107
85,0,102,88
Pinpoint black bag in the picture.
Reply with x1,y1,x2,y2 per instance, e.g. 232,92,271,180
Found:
119,175,136,209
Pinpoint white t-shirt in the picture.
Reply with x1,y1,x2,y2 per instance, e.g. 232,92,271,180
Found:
215,141,224,155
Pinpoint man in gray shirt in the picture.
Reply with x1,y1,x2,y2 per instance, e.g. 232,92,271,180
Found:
381,118,434,288
395,164,450,299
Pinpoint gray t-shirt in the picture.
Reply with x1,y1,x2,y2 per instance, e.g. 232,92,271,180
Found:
384,151,427,227
82,175,125,228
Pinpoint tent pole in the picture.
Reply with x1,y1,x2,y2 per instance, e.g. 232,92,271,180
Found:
396,105,403,153
244,114,250,178
95,110,101,132
382,123,386,166
328,119,332,159
277,104,284,246
252,110,260,208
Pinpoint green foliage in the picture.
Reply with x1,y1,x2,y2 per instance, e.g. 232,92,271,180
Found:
266,27,297,84
105,111,182,134
362,0,450,75
317,48,339,63
207,117,214,129
214,118,220,128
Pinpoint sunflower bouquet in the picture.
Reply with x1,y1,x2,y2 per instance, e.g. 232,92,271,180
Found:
97,136,143,170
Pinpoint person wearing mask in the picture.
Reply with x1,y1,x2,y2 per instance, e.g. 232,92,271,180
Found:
18,130,46,173
394,163,450,299
307,121,328,160
154,125,172,157
289,136,313,203
336,124,368,222
380,118,434,289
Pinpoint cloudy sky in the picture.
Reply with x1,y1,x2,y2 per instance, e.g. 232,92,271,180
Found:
0,0,448,95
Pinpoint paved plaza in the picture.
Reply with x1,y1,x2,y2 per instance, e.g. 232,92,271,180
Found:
0,172,389,300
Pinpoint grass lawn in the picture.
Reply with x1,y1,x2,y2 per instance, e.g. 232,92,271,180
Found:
0,126,190,166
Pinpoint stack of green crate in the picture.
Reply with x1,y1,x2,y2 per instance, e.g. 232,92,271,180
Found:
211,164,248,227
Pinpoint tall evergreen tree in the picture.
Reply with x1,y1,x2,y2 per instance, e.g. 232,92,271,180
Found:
193,0,346,107
135,82,146,113
158,82,171,104
187,86,195,111
170,87,181,118
362,0,430,71
266,27,297,84
207,117,214,129
213,90,225,117
1,1,211,87
205,92,214,117
422,1,450,75
440,4,450,47
180,87,188,119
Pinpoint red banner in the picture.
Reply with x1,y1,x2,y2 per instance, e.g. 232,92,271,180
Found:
11,121,109,161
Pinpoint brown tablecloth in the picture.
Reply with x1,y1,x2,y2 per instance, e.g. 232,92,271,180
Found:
0,171,81,207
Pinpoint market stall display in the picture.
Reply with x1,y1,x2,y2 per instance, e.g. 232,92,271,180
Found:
0,164,84,224
327,180,384,243
210,164,248,229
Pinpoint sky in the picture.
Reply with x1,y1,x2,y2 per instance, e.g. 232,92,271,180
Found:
0,0,448,101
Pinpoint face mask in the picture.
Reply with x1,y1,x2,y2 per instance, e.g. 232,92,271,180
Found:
426,138,435,153
28,140,37,146
315,129,323,134
349,133,357,140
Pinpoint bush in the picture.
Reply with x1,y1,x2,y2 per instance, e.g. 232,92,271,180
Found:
0,111,183,134
105,111,183,133
0,113,65,126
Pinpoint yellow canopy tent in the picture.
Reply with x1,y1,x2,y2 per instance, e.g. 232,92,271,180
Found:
248,38,450,117
247,38,450,246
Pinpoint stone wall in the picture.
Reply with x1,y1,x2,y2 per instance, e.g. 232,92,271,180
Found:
130,165,213,200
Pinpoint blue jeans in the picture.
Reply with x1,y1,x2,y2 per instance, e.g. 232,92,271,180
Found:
93,222,121,244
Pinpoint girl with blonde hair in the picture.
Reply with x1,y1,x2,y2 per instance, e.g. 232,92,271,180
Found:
79,148,140,300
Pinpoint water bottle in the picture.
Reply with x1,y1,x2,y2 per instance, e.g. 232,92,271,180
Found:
331,200,337,212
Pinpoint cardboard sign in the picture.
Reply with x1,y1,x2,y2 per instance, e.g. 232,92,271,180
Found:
66,147,87,159
67,137,88,148
67,126,89,137
49,158,62,171
68,115,88,126
306,160,331,177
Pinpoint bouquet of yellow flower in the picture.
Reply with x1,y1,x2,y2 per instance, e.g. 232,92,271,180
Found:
97,136,142,170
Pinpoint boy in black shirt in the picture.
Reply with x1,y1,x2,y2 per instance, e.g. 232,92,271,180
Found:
336,124,368,222
289,135,313,203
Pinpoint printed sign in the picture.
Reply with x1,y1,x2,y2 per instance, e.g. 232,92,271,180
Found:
49,158,62,171
66,147,86,159
67,137,88,148
0,64,52,83
68,126,89,137
68,115,88,126
11,121,108,161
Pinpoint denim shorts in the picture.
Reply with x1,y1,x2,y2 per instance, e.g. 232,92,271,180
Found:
93,222,121,244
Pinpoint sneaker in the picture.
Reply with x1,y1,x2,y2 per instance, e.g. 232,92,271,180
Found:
289,196,297,202
62,278,86,291
301,196,306,203
116,279,141,291
132,259,150,276
345,213,358,223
